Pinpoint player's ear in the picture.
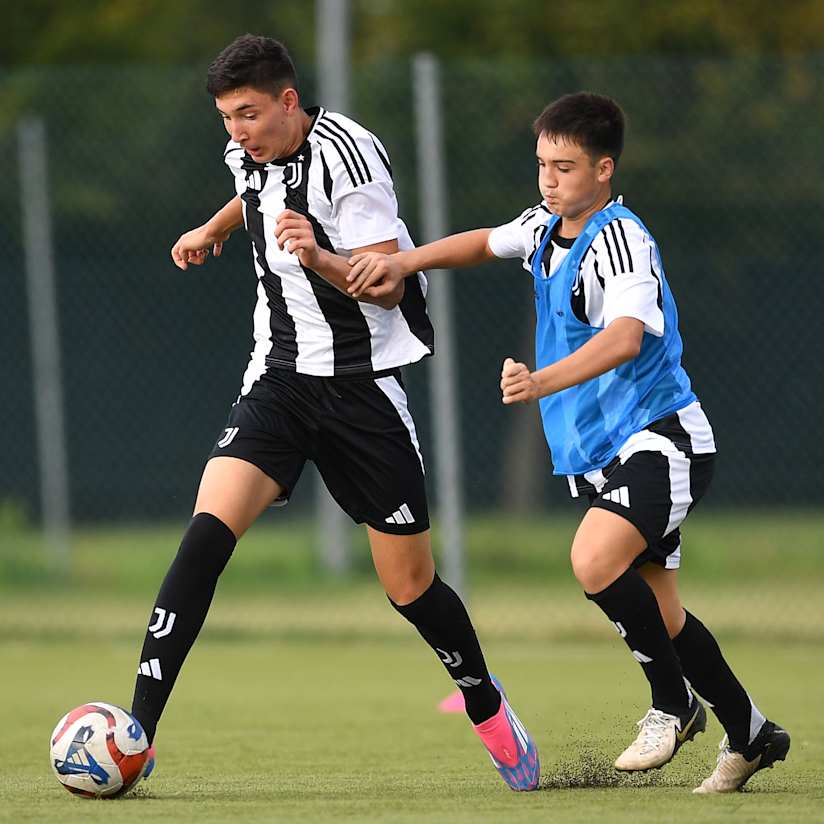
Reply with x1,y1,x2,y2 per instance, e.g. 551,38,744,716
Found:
597,156,614,183
279,87,300,113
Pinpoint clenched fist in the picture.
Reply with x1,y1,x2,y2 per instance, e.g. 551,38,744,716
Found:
500,357,539,404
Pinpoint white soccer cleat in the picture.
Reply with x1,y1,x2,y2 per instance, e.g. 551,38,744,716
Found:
693,722,790,794
614,698,706,772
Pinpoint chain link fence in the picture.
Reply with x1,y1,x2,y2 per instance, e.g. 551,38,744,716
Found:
1,55,822,637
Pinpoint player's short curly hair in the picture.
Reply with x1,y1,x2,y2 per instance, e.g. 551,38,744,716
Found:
206,34,298,98
533,92,625,166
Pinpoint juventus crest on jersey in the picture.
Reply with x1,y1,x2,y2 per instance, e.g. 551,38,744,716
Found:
225,107,434,388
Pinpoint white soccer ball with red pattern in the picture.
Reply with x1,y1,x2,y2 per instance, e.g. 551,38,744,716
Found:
49,702,150,798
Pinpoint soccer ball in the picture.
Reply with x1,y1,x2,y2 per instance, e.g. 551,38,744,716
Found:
50,702,150,798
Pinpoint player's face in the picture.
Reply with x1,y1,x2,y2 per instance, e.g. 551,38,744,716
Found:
215,86,302,162
536,133,613,220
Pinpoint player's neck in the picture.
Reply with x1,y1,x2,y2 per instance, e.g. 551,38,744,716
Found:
559,191,613,239
281,109,313,157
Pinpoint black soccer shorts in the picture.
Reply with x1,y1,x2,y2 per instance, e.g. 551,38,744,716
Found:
584,413,716,569
207,367,429,535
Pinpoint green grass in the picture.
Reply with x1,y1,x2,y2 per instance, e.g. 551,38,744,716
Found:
2,509,823,593
2,510,823,644
1,512,822,820
1,635,821,823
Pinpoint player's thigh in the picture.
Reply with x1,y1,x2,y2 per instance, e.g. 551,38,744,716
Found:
315,370,430,536
201,383,312,537
639,563,686,638
570,507,647,593
194,456,283,539
367,527,435,605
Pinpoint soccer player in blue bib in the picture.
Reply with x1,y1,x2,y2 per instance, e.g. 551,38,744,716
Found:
347,92,789,793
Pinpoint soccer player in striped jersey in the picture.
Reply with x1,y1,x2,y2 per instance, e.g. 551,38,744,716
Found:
130,34,539,792
347,92,790,793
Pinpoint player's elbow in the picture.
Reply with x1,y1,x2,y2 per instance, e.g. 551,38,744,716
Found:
360,291,399,310
623,334,642,360
373,280,405,310
610,319,644,361
375,294,401,310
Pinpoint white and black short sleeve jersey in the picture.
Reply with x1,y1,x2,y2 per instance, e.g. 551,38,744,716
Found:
488,198,665,336
224,107,434,385
315,118,400,249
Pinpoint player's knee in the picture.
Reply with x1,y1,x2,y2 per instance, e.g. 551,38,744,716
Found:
660,604,686,638
382,570,433,606
643,572,686,637
570,546,617,593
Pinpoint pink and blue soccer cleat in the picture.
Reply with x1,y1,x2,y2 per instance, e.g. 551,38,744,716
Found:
472,677,540,791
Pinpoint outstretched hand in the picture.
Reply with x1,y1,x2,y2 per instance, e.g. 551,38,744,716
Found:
171,226,230,270
500,357,539,404
346,251,405,298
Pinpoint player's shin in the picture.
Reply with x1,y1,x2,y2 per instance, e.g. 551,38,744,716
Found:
131,513,236,744
390,573,501,724
586,567,690,716
673,610,766,749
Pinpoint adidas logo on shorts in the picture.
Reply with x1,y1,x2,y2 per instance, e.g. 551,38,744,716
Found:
385,503,415,525
602,485,631,508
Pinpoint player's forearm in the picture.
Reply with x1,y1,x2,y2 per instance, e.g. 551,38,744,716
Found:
314,248,401,308
313,247,361,292
394,229,496,274
205,196,244,240
533,319,643,397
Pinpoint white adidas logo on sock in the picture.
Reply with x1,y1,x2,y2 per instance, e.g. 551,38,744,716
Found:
138,658,163,680
602,486,630,508
385,503,415,525
454,676,483,687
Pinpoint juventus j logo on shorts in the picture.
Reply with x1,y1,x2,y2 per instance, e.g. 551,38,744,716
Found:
217,427,239,448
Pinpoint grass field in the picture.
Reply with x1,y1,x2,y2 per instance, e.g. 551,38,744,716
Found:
2,636,821,823
1,511,822,821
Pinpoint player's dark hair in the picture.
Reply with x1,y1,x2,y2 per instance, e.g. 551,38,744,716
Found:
533,92,625,166
206,34,298,98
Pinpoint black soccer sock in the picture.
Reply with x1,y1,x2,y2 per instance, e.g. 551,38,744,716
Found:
672,610,765,749
390,574,501,725
587,568,690,717
131,513,236,744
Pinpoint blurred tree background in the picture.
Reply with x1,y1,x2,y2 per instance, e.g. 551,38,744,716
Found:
4,0,824,68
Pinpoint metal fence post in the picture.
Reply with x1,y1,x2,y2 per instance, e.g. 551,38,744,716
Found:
18,116,71,567
413,53,466,596
315,0,352,573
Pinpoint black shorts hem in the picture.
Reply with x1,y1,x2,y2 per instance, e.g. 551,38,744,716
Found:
588,498,675,568
588,498,659,548
205,452,292,503
362,516,430,536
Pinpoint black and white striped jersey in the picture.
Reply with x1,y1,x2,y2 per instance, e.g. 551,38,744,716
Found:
488,197,665,337
225,106,434,387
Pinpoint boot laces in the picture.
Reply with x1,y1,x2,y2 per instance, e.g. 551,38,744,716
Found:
708,734,755,784
715,734,733,764
634,708,676,754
